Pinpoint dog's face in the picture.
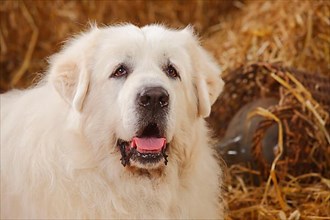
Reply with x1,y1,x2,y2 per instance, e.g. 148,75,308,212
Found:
49,24,223,170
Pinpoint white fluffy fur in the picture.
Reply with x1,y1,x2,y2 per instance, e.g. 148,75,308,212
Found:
0,24,224,219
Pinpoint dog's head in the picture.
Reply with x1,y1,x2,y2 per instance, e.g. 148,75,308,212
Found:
48,24,223,171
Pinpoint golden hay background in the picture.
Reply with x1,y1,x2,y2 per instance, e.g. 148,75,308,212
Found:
0,0,238,91
1,0,329,219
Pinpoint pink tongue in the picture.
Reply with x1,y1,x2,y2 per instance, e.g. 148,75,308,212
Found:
132,137,166,152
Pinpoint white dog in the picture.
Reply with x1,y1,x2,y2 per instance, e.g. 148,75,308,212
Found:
0,24,224,219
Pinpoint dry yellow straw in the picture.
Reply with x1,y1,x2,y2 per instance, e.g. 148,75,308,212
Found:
10,2,39,86
270,72,330,144
248,107,287,210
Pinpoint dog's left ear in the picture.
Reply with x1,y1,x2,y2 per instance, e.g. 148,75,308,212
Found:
184,27,224,118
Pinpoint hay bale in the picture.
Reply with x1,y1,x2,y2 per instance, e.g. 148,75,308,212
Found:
217,63,330,219
201,0,330,219
214,62,329,174
204,0,330,77
225,164,330,219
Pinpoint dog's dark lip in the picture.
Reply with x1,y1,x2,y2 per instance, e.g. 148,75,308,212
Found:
117,139,131,149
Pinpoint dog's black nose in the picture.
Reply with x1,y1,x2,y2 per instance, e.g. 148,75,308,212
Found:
138,87,169,109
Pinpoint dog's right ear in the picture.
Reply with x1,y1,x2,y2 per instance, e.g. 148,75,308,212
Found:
49,55,89,113
48,28,99,112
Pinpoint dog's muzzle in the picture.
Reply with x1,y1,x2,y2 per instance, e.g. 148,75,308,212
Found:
117,86,170,167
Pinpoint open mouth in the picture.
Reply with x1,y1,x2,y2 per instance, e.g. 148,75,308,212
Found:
117,123,168,167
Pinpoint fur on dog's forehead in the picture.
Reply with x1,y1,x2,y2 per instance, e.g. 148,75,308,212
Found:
100,24,191,47
96,24,193,63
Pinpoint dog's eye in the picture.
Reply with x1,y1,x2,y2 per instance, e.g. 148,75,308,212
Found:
165,65,180,79
111,65,129,78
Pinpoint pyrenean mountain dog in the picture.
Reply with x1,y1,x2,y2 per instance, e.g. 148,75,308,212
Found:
0,24,224,219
